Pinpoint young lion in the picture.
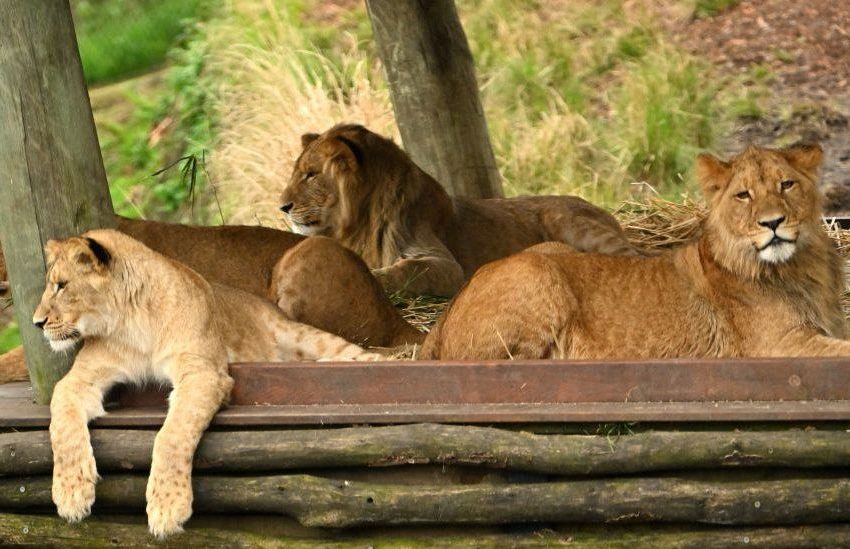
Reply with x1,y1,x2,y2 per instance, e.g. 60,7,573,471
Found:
422,144,850,360
36,229,383,537
279,124,638,297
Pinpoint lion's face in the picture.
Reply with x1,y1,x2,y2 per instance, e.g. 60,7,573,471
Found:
33,237,113,352
697,144,823,268
280,127,366,236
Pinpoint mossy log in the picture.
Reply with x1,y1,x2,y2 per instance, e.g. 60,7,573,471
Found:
4,514,850,549
3,473,850,528
3,423,850,477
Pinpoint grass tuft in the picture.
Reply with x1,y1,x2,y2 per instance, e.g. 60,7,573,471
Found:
692,0,740,18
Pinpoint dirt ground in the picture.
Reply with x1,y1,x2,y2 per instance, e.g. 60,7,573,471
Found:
676,0,850,212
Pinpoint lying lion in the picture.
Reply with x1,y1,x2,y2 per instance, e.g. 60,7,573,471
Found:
280,124,638,297
38,229,383,538
422,144,850,360
0,217,422,384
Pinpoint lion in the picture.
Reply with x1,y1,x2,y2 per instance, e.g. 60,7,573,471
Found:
0,217,423,384
279,124,638,297
421,143,850,360
37,229,384,538
116,217,422,347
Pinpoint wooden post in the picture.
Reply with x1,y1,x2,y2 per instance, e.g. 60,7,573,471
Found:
365,0,503,199
0,0,115,403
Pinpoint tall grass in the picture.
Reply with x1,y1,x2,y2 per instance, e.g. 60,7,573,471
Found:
206,1,393,227
207,0,725,215
73,0,204,84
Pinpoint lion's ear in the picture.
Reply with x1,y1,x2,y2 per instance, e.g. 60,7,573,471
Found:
335,136,363,167
85,237,112,268
68,237,111,272
301,133,319,149
44,239,63,266
696,153,731,201
323,135,363,177
781,143,823,175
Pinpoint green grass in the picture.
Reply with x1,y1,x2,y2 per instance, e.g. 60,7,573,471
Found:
90,17,220,223
609,45,717,193
202,0,751,212
73,0,203,84
459,0,720,201
0,322,19,353
693,0,740,18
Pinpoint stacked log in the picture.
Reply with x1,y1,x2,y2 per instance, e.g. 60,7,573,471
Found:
2,423,850,541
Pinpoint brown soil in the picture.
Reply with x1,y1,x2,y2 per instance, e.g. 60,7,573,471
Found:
676,0,850,212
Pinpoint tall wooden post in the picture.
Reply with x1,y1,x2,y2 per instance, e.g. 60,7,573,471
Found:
0,1,115,403
365,0,503,199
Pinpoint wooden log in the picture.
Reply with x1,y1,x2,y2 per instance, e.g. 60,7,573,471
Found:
3,513,850,549
6,398,850,428
3,424,850,477
4,472,850,527
0,0,114,403
365,0,502,198
0,512,302,548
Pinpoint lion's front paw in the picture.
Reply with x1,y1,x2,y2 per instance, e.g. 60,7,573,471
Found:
52,449,98,523
146,471,193,539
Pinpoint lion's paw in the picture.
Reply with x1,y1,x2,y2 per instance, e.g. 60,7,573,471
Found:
52,449,98,523
146,472,193,539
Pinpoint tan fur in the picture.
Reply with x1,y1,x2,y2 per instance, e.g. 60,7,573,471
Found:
422,144,850,360
0,217,422,383
270,236,424,347
36,229,382,538
0,347,26,383
280,124,638,297
117,217,421,346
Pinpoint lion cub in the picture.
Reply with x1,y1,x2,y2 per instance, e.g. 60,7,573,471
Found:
35,229,383,537
423,144,850,360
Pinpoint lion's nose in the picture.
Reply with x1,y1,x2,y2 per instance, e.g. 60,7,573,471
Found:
758,216,785,231
33,316,47,330
280,202,294,213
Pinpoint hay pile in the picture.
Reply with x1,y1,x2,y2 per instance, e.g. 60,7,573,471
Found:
394,198,850,340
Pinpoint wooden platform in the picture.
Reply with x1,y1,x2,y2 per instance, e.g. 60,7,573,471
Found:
5,357,850,544
3,357,850,427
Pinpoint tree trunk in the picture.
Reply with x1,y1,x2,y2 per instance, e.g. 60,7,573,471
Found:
0,0,115,403
4,473,850,528
3,424,850,476
365,0,502,198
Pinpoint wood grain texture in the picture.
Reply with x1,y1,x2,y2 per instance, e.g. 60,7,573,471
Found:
5,513,850,548
3,383,850,427
5,472,850,527
365,0,502,198
223,358,850,406
0,0,114,403
3,424,850,476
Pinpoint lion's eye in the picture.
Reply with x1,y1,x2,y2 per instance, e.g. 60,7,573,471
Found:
55,281,67,291
735,190,751,200
305,171,318,180
781,179,795,191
